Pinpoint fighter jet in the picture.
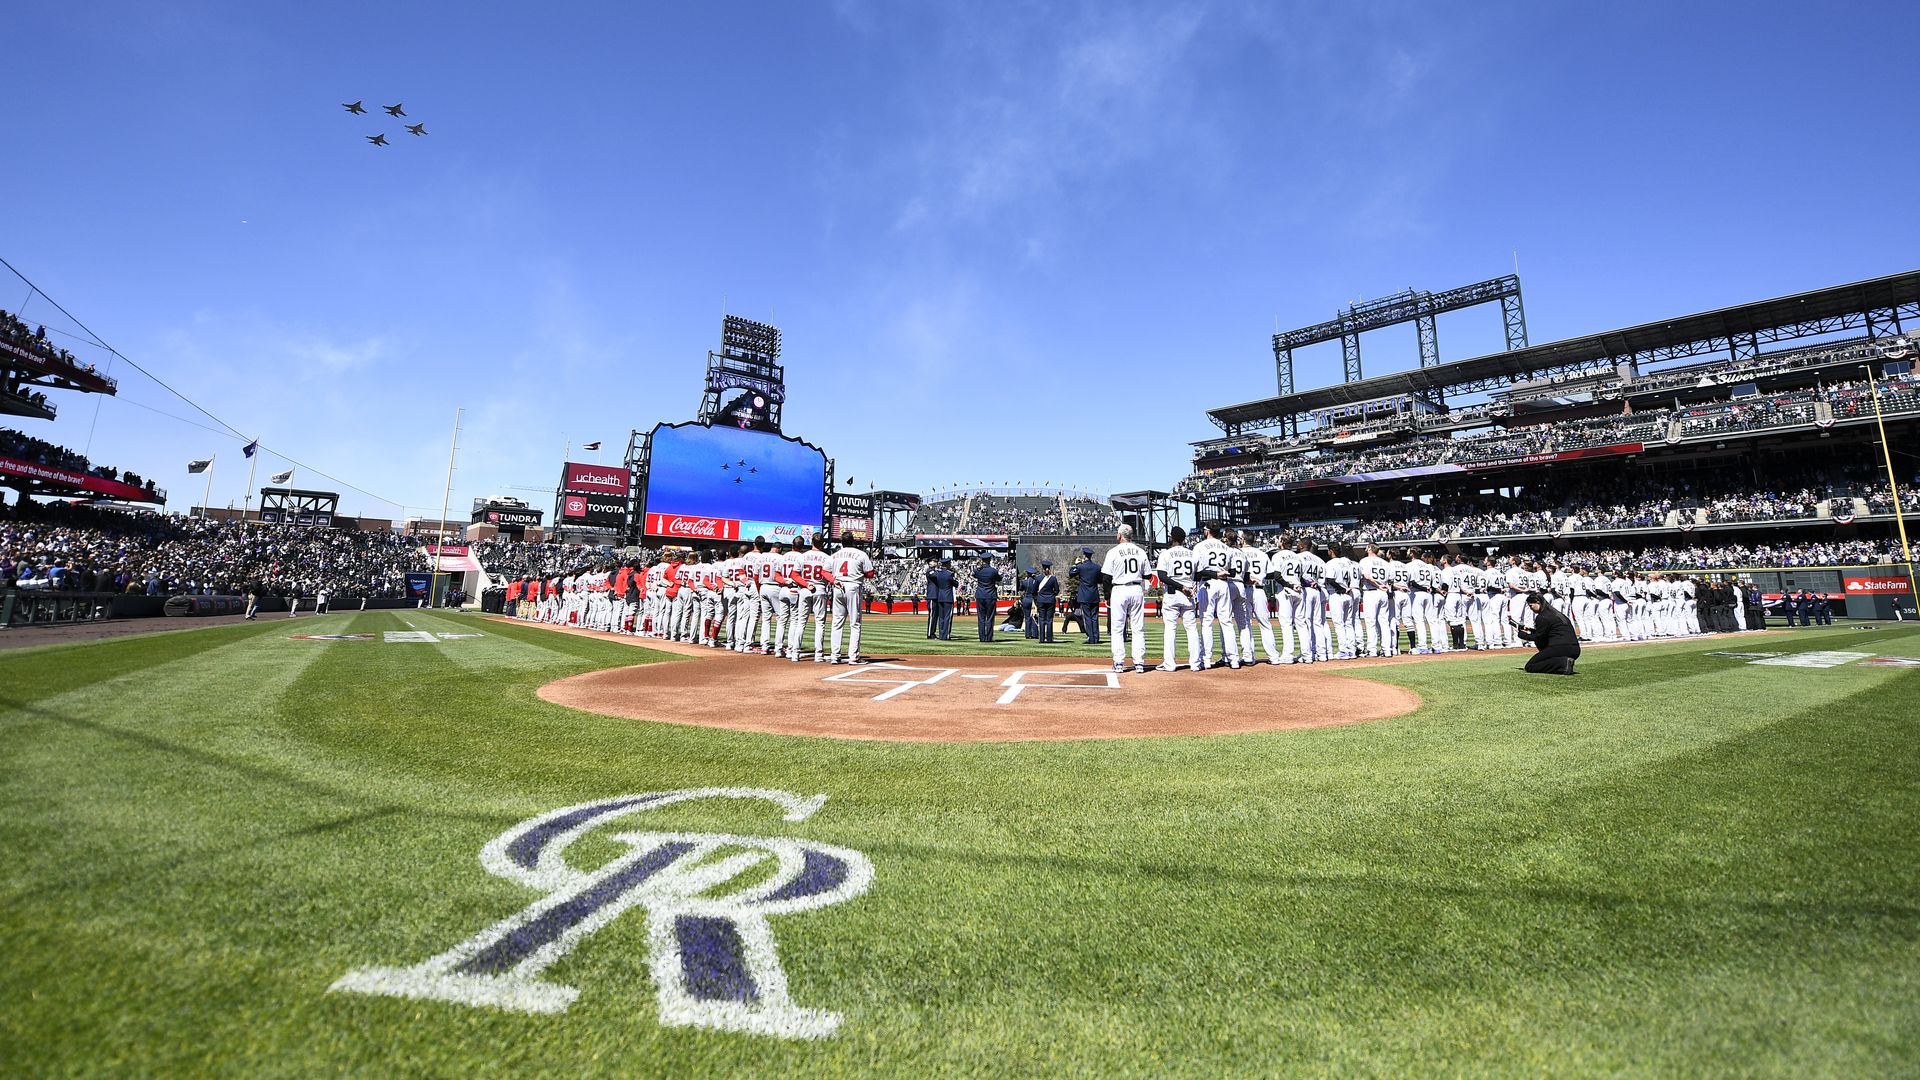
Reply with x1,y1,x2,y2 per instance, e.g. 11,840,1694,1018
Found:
384,103,406,117
342,100,367,114
405,123,427,136
366,133,389,146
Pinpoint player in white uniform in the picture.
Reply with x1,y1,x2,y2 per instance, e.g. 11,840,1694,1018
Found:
1407,550,1442,654
1293,538,1329,663
827,532,873,664
1102,525,1152,672
1385,553,1415,656
1321,545,1360,660
1267,540,1303,663
1498,559,1528,646
1449,557,1482,649
1357,546,1393,657
1234,534,1283,665
1152,527,1200,672
1190,524,1241,670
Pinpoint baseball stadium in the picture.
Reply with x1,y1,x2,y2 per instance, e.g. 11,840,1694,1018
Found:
6,6,1920,1077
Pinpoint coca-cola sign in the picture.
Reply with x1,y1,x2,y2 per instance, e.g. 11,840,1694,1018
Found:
560,461,631,496
644,513,742,540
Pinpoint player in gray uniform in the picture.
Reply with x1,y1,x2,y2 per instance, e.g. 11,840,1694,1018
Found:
1152,528,1200,672
800,534,834,660
827,532,874,664
1103,525,1152,672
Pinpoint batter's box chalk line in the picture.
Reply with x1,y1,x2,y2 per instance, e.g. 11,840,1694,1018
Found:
820,663,1123,705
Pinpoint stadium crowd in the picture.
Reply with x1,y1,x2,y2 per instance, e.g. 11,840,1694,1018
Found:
0,309,113,386
1179,370,1920,500
906,491,1119,536
2,428,161,495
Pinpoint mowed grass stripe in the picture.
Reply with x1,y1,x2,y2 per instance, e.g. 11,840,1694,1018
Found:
1,615,1916,1075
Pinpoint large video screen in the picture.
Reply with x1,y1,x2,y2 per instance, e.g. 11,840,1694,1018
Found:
641,422,826,543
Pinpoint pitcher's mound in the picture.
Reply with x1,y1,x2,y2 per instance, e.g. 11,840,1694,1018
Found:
539,650,1421,742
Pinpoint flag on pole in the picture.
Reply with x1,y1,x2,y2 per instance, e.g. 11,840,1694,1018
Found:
186,459,213,474
242,440,258,458
270,469,294,484
582,441,601,451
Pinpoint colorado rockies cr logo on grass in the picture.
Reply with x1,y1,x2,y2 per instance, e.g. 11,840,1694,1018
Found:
330,788,873,1039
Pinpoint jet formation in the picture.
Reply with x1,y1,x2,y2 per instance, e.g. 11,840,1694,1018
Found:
343,100,429,146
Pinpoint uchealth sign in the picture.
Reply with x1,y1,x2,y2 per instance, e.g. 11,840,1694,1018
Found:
562,494,628,527
646,513,743,541
560,461,632,497
1844,575,1912,595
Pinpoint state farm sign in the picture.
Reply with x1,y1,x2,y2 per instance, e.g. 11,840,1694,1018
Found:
1844,575,1912,595
559,461,631,497
644,513,742,541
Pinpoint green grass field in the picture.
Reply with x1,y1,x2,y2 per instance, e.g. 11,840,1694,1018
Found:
4,611,1918,1076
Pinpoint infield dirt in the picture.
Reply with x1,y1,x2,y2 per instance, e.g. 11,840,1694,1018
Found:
517,620,1422,742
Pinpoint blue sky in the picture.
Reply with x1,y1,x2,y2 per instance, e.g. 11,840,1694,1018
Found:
5,1,1916,521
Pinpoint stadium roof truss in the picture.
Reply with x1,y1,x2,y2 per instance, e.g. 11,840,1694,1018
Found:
1210,270,1920,436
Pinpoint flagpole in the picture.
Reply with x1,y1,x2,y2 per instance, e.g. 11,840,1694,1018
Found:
435,407,463,589
200,456,215,519
242,443,259,522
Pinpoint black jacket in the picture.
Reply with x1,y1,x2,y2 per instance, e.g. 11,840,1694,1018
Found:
1519,602,1579,651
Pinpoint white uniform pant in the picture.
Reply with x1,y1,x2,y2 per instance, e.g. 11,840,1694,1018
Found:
1327,589,1357,657
1506,593,1529,646
1362,590,1391,655
1109,584,1146,665
1161,589,1198,669
1245,588,1287,662
830,583,865,660
1296,586,1326,660
1271,591,1301,660
1197,581,1240,667
1416,591,1444,651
